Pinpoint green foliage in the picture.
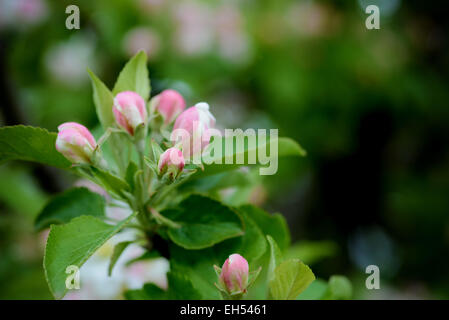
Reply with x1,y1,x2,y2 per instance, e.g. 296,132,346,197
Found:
269,259,315,300
125,283,167,300
267,235,282,283
125,265,201,300
165,204,295,300
296,278,329,300
35,187,105,231
44,213,136,299
113,51,150,101
321,275,353,300
166,269,202,300
0,126,71,169
239,205,290,251
214,210,267,264
198,136,306,177
162,195,244,249
87,69,115,130
181,170,252,194
125,161,139,192
125,250,162,266
169,246,222,299
285,241,338,265
89,166,130,199
87,69,127,172
297,275,353,300
0,165,48,218
108,241,133,276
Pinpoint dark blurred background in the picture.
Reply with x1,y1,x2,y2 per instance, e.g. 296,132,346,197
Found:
0,0,448,299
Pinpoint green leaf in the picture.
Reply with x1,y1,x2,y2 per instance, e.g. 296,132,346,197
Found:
35,187,105,231
44,213,136,299
108,241,133,276
285,241,338,265
162,195,244,249
180,170,253,194
113,51,150,101
87,69,115,130
167,213,266,300
238,205,290,251
215,209,267,265
125,161,139,192
149,139,163,162
0,165,48,218
321,275,353,300
90,166,130,199
124,264,201,300
87,70,128,172
267,235,282,283
0,126,71,169
125,283,167,300
198,136,306,177
125,250,161,266
239,207,290,300
269,259,315,300
296,278,328,300
169,246,221,299
166,267,202,300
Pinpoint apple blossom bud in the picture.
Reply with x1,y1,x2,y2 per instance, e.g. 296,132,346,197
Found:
158,147,185,179
152,89,186,124
56,122,97,164
219,254,249,294
113,91,147,135
172,102,216,158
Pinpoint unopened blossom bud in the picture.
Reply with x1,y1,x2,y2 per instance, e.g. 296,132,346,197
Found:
219,254,249,294
113,91,147,135
152,89,186,124
56,122,97,164
158,147,185,179
172,102,216,158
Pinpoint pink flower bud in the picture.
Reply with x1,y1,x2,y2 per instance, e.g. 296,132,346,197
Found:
113,91,147,135
219,254,249,294
56,122,97,164
158,147,185,179
152,89,186,124
172,102,216,158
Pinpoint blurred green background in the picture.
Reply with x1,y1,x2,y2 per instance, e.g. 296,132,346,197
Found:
0,0,448,299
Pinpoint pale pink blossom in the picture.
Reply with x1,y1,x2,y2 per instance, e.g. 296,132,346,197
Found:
113,91,147,135
158,147,185,179
151,89,186,124
123,27,161,60
172,2,214,56
219,253,249,294
172,102,215,159
56,122,97,164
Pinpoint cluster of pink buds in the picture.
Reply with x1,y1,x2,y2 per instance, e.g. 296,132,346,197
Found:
55,88,216,180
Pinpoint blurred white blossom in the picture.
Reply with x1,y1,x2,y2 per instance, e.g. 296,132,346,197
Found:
0,0,48,29
137,0,166,15
44,34,97,87
123,27,161,60
172,1,214,56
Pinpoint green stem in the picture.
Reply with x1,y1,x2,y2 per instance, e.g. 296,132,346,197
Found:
149,207,181,228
